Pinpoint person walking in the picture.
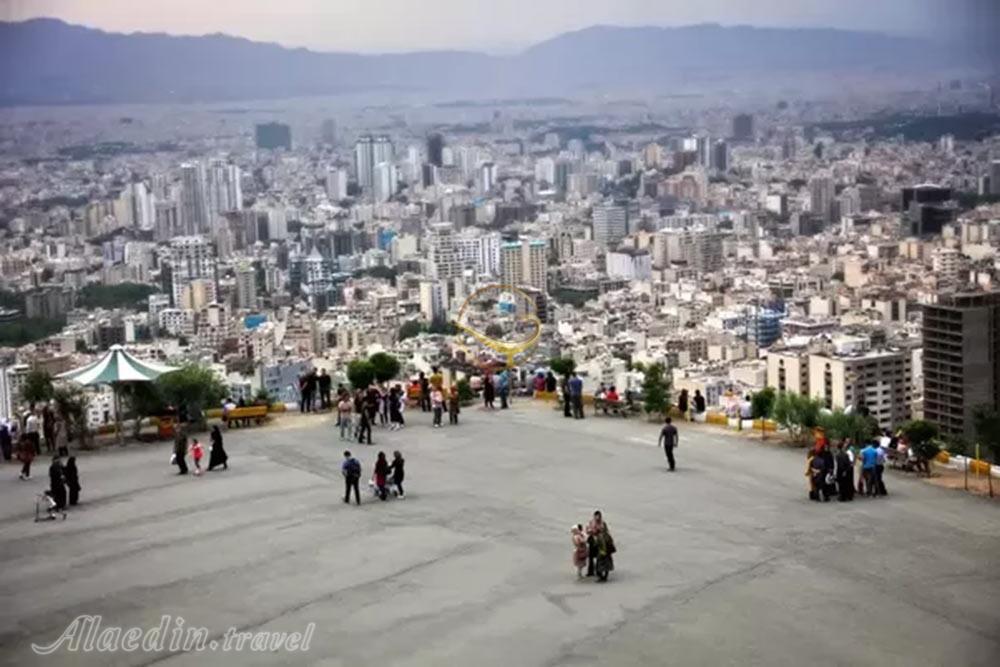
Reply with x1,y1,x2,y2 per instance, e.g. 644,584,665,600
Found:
448,385,460,425
389,450,405,498
356,403,373,445
419,372,431,412
860,441,879,497
190,438,205,475
342,451,361,505
298,373,310,414
48,456,67,511
585,510,608,577
388,386,404,430
318,370,332,410
498,369,510,409
17,433,34,480
658,417,679,471
835,443,854,502
208,425,229,471
338,394,353,440
561,375,572,418
0,420,12,462
483,375,495,409
571,524,588,579
25,410,41,455
569,372,584,419
875,437,889,496
42,404,56,454
64,456,81,506
373,451,390,501
677,389,689,421
692,390,706,420
173,432,189,475
431,387,444,428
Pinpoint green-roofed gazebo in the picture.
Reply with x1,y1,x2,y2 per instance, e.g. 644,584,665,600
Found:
58,345,178,444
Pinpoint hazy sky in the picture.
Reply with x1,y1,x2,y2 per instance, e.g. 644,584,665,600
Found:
0,0,977,53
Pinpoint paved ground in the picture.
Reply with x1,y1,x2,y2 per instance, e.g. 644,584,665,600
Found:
1,402,999,666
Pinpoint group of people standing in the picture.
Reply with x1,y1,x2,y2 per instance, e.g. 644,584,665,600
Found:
570,510,616,581
3,404,71,481
806,431,889,502
675,389,707,422
340,449,405,505
172,425,229,476
481,368,511,410
298,369,333,413
45,455,82,512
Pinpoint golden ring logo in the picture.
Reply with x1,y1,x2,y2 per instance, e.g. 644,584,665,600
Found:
453,284,542,368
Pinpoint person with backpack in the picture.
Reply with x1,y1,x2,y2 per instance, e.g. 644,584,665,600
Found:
342,451,361,505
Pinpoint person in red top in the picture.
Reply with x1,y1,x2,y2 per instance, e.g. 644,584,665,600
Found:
190,438,204,475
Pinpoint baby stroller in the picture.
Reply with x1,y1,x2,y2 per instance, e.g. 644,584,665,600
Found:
368,477,402,500
35,490,66,522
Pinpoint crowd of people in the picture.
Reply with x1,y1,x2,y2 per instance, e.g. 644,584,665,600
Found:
805,429,892,502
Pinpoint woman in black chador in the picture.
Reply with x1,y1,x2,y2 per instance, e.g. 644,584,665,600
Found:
208,425,229,471
48,456,67,511
64,456,82,506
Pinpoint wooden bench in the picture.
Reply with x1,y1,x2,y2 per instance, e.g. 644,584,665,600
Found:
593,398,638,418
224,405,269,428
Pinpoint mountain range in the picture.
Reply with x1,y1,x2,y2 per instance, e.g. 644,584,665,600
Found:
0,18,974,106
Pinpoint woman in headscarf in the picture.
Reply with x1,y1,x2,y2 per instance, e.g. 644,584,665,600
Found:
389,450,405,498
64,456,81,506
17,432,35,480
48,456,67,511
373,451,390,501
173,432,189,475
483,374,495,409
208,425,229,471
835,443,854,502
571,524,588,579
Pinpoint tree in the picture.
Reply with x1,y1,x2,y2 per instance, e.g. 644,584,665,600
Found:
253,388,273,405
122,382,166,440
398,320,423,340
484,323,504,339
346,359,375,390
900,420,940,471
456,378,474,404
818,409,877,445
368,352,401,384
972,405,1000,463
52,385,91,448
642,362,671,417
157,365,227,422
22,369,54,408
751,387,777,440
773,392,821,445
548,356,576,378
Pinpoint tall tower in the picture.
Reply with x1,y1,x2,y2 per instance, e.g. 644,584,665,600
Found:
426,133,444,167
180,162,210,235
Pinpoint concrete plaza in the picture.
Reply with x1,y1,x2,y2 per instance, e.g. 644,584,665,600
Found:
1,402,998,666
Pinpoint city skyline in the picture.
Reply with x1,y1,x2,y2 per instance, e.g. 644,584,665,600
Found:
0,0,985,53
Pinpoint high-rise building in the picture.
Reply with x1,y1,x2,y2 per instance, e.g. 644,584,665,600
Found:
325,167,348,201
419,280,445,322
923,291,1000,438
235,263,257,311
180,162,210,235
354,135,394,192
809,175,835,224
428,222,463,279
426,133,445,167
535,157,556,187
373,162,398,203
732,114,754,141
206,160,242,222
500,239,547,292
592,203,628,247
696,134,712,169
711,140,729,172
154,200,181,242
902,184,955,237
480,162,497,194
168,236,217,308
255,122,292,150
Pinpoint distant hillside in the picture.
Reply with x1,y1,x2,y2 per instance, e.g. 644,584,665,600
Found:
0,18,966,106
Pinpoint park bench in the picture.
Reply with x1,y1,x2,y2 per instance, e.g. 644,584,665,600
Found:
593,398,639,418
224,405,269,428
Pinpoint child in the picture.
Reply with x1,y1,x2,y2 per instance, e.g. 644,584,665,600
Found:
431,388,444,428
448,386,460,425
571,524,587,579
190,438,204,475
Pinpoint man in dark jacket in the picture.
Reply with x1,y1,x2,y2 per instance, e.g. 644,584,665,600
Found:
341,451,361,505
